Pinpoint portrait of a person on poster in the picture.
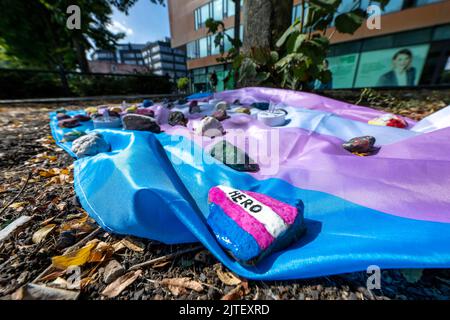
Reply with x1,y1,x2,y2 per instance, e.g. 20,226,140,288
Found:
377,49,416,87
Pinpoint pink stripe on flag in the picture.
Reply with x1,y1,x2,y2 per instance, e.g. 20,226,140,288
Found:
209,187,274,250
245,191,298,225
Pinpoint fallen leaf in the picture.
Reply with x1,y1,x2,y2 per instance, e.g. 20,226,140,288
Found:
215,264,241,286
47,277,71,290
56,202,67,211
121,238,145,252
60,214,95,233
161,277,203,297
32,224,56,244
152,261,171,269
401,269,423,284
101,270,142,298
38,270,67,282
0,216,32,242
51,241,98,270
9,202,28,209
221,281,249,300
112,238,145,253
88,241,114,263
12,283,79,300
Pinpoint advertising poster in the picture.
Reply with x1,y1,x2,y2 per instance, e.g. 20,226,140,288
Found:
327,53,360,89
355,44,430,88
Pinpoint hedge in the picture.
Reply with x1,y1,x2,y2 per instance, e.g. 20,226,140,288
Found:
0,68,173,99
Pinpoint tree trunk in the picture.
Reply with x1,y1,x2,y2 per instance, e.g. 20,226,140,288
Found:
233,0,241,89
242,0,293,54
57,64,71,96
73,36,90,73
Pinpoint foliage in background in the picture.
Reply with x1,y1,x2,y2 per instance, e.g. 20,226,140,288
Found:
177,77,190,92
0,69,171,99
0,0,163,74
208,0,390,90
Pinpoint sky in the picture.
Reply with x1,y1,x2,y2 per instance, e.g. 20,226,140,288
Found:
108,0,171,45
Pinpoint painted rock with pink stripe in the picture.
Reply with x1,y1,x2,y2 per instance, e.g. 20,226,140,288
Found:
207,185,306,264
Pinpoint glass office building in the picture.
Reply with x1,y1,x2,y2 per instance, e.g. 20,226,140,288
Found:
168,0,450,92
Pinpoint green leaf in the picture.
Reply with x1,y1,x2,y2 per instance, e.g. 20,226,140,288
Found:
334,9,367,35
255,72,270,83
270,51,279,64
276,20,301,48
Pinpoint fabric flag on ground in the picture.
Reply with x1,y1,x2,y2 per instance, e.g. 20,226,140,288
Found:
49,87,450,280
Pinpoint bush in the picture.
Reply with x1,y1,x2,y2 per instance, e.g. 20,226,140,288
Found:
0,69,172,99
177,77,190,91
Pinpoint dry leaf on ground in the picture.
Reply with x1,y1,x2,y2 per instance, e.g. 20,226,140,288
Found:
214,264,241,286
112,237,145,253
12,283,79,300
160,277,204,296
32,224,56,244
51,241,98,270
101,270,142,298
221,282,249,300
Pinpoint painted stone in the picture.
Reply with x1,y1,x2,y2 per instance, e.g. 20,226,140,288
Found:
168,111,188,127
73,114,91,122
368,114,408,128
195,116,225,138
109,107,123,114
55,108,67,114
212,109,229,121
122,114,161,133
71,132,110,158
136,108,155,117
56,113,71,121
85,107,98,115
125,105,138,114
210,140,259,172
215,101,229,112
152,105,170,124
234,107,251,115
58,118,80,128
62,130,86,142
207,185,306,264
142,99,154,108
342,136,377,154
251,102,270,111
189,101,201,114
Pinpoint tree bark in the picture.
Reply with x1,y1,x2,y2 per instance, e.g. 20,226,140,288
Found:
242,0,293,54
73,36,90,73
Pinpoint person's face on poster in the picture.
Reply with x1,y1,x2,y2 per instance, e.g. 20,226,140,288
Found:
393,53,412,72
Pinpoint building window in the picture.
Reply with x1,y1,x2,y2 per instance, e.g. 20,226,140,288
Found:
195,3,212,30
213,0,223,20
175,64,187,71
187,41,199,59
199,37,209,58
175,56,186,63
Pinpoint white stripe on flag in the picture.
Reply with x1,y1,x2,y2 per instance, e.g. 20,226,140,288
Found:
218,185,288,238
